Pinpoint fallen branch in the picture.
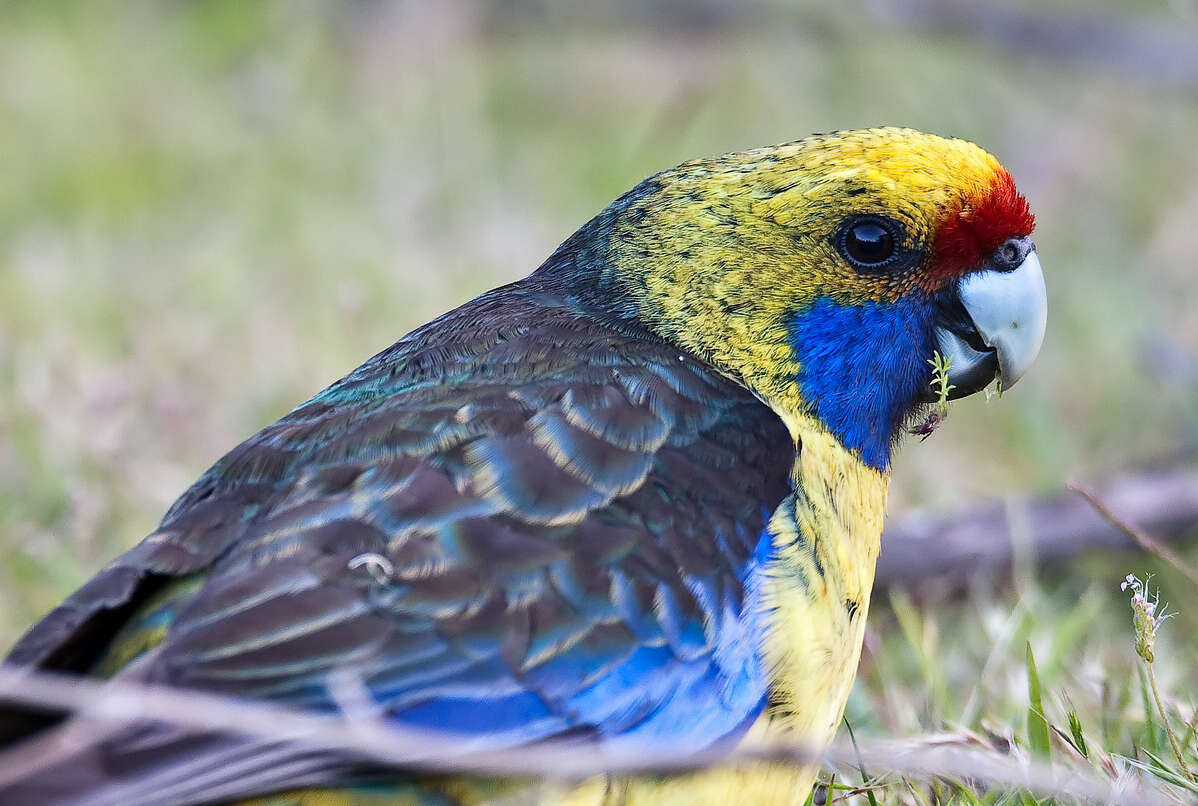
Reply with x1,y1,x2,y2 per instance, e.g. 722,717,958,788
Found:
877,464,1198,596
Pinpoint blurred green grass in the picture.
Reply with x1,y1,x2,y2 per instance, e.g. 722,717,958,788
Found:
1,1,1196,800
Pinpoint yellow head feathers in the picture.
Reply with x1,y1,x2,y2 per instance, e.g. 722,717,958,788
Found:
577,127,1036,461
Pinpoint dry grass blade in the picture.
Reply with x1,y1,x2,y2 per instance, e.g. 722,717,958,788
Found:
0,665,1173,805
1068,482,1198,587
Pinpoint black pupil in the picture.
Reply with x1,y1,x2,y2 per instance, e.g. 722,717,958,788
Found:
846,222,894,265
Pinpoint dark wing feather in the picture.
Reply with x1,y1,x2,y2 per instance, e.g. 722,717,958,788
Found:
1,278,792,805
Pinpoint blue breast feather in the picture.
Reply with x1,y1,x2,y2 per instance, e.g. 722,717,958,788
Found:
789,295,936,471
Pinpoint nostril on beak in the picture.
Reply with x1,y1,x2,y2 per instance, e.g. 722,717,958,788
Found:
993,236,1033,272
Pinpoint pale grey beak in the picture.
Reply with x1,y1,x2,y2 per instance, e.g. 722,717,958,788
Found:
935,244,1047,399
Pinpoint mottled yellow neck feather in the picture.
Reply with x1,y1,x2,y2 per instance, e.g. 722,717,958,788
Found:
758,415,888,747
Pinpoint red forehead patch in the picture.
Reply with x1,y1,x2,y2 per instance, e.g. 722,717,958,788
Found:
930,169,1035,278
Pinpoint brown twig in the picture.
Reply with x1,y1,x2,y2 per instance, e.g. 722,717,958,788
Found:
1068,481,1198,587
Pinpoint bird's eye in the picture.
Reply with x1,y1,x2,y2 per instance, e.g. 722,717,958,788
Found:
843,220,895,266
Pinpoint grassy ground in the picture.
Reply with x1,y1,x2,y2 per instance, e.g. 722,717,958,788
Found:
0,1,1196,802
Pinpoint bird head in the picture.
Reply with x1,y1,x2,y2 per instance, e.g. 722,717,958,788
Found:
549,127,1046,471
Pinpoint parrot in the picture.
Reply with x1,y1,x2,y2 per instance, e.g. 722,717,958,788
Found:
0,127,1047,806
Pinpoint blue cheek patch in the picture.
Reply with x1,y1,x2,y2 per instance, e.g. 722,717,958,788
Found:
789,296,936,471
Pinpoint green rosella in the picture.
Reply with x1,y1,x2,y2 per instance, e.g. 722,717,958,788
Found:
0,127,1047,806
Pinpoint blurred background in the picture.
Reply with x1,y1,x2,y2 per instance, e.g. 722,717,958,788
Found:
1,0,1196,795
